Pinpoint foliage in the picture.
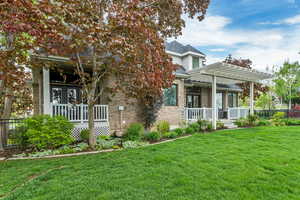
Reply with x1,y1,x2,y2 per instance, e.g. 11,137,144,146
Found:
217,121,225,129
16,115,74,150
188,123,200,133
257,119,272,126
123,123,145,141
206,123,213,131
141,96,163,129
163,131,178,138
197,120,210,130
224,55,269,100
283,119,300,126
80,129,90,142
122,141,148,149
156,121,170,134
184,127,195,135
247,115,259,126
255,93,275,110
174,128,184,136
272,112,285,120
144,131,161,142
234,118,247,128
273,62,300,109
96,138,121,150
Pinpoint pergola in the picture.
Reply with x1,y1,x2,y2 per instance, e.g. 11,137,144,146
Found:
189,62,273,130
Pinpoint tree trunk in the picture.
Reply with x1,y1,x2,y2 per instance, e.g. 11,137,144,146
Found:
0,88,13,151
87,77,97,148
32,67,41,115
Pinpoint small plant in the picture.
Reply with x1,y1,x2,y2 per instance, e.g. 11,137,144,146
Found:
96,138,120,149
188,123,200,133
234,118,247,127
144,131,161,142
206,123,213,131
217,121,225,129
272,112,285,120
156,121,170,134
184,127,195,135
123,123,144,141
257,119,272,126
166,131,178,139
174,128,184,136
197,120,210,130
80,129,90,142
58,145,76,154
98,135,111,140
247,114,259,126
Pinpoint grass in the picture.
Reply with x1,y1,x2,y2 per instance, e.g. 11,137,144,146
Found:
1,126,300,200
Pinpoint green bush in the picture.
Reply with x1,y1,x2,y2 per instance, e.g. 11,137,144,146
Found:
123,123,144,141
284,119,300,126
234,118,247,127
188,123,200,133
206,123,213,131
217,121,225,129
247,114,259,126
174,128,184,136
197,120,210,130
16,115,74,150
272,112,285,120
144,131,161,142
184,127,195,135
163,131,178,139
257,119,272,126
96,138,121,149
80,129,90,142
156,121,170,134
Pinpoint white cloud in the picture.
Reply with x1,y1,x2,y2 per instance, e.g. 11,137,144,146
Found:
171,15,300,72
175,15,283,47
209,48,226,52
282,14,300,25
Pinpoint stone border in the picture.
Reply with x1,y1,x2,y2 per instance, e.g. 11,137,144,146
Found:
2,135,193,161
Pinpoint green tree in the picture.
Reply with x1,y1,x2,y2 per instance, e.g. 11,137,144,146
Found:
273,62,300,109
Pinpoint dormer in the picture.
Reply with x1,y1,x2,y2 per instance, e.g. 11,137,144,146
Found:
166,41,206,71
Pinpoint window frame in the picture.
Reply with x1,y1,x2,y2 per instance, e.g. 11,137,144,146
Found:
192,56,200,69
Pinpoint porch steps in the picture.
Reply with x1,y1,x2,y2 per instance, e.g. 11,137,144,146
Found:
221,120,238,129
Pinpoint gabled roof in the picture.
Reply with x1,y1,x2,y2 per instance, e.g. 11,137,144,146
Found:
166,41,205,56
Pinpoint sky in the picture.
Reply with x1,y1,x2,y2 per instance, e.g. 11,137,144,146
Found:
172,0,300,72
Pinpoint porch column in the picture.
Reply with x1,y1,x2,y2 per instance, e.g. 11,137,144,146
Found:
250,81,254,115
212,75,217,130
43,68,51,115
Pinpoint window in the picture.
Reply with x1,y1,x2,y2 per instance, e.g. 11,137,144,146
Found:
228,92,238,108
192,57,200,69
216,92,223,109
186,94,201,108
52,88,63,104
164,84,178,106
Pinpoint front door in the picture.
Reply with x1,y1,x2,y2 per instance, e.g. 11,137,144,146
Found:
186,94,201,108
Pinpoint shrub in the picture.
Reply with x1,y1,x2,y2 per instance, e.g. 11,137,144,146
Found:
156,121,170,134
144,131,161,142
123,123,144,141
206,123,213,131
284,119,300,126
257,119,272,126
197,120,210,130
80,129,90,142
217,121,225,129
174,128,184,136
247,114,259,126
123,141,148,149
184,127,195,135
272,112,285,120
96,138,120,149
16,115,74,150
234,118,247,127
188,123,200,133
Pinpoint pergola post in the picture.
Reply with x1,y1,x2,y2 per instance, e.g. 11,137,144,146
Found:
250,81,254,115
212,75,217,130
43,68,51,115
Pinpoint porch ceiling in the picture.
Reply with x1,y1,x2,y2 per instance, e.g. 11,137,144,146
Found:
189,62,273,84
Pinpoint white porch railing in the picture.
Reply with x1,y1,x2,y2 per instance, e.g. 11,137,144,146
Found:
228,107,249,120
51,104,109,123
185,108,214,121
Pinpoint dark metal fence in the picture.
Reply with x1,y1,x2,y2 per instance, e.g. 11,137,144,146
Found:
0,118,24,148
254,109,300,119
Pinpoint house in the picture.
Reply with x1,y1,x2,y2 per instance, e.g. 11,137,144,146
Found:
35,41,272,138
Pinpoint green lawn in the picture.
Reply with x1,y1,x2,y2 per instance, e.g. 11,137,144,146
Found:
1,126,300,200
